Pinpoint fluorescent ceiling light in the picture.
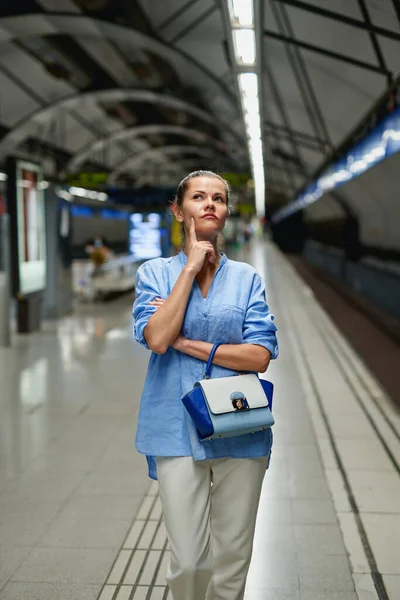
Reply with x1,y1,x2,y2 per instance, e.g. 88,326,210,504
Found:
238,73,265,216
239,72,258,98
233,29,255,65
229,2,265,216
0,172,7,181
230,0,254,26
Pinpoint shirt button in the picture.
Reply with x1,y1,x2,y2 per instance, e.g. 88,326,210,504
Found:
197,364,201,367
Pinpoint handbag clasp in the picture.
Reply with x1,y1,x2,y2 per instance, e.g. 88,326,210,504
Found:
231,392,250,411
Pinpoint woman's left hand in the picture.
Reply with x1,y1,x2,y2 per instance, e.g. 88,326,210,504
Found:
149,297,165,309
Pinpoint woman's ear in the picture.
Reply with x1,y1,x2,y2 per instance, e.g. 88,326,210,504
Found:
172,203,184,222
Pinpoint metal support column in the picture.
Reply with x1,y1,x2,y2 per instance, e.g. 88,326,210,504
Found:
0,214,11,347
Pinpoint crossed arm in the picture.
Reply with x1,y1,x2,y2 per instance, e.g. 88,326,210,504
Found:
144,290,271,374
170,336,271,373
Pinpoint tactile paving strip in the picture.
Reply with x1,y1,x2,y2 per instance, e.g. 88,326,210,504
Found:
98,481,171,600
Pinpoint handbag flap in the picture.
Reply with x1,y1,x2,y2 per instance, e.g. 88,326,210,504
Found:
198,374,268,415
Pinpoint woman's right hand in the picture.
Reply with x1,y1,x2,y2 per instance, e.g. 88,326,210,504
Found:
185,218,216,274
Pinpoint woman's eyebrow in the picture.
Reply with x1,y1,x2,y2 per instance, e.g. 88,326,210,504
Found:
192,189,226,198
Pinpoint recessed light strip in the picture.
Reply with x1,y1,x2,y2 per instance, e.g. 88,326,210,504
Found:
228,0,265,216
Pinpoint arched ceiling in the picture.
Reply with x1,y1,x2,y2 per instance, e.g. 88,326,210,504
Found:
0,0,399,206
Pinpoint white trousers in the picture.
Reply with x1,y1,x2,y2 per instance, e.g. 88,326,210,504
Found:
156,455,268,600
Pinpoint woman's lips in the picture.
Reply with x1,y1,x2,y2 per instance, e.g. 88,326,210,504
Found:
202,215,217,220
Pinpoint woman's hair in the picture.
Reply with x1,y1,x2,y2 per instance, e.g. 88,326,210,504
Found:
173,170,231,208
171,170,231,246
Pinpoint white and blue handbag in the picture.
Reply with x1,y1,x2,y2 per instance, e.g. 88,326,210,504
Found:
181,343,275,441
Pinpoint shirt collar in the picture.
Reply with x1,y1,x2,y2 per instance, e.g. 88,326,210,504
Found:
178,249,227,268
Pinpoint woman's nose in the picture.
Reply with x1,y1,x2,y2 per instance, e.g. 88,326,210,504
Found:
204,196,215,208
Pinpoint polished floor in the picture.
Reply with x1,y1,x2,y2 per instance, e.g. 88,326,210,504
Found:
0,240,399,600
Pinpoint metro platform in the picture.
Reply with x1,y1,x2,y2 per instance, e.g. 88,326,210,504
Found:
0,240,399,600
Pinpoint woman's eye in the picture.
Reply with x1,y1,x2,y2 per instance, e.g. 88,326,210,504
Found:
215,197,224,202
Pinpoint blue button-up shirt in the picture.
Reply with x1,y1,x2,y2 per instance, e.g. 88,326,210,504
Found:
133,250,279,480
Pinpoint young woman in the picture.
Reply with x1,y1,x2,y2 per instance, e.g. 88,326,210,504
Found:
133,170,278,600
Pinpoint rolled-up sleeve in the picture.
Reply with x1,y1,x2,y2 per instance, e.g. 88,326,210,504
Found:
133,264,160,349
243,273,279,359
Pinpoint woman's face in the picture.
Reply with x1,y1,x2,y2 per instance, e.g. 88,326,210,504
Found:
174,176,229,240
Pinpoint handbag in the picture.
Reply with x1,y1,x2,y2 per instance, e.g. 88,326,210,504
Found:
181,343,275,441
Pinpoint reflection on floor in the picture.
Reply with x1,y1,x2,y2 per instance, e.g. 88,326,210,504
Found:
0,240,399,600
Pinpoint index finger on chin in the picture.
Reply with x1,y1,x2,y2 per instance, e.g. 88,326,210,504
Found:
189,217,197,241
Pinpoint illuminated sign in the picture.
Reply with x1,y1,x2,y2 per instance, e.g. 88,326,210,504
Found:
128,213,162,260
65,172,108,187
15,160,47,294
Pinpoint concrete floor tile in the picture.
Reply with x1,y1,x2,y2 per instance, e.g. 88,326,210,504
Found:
382,575,400,599
0,514,54,547
11,548,117,584
292,499,338,525
347,470,400,513
298,554,354,592
300,593,357,600
337,513,370,575
294,524,347,555
256,498,293,524
337,439,394,472
317,438,338,470
289,455,325,478
245,590,300,600
75,470,149,496
361,513,400,574
325,469,352,512
259,475,290,499
0,548,32,589
0,582,101,600
289,475,331,500
39,516,132,549
352,574,380,600
61,493,142,520
2,471,84,504
248,551,298,590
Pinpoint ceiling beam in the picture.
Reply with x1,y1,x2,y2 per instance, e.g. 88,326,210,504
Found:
264,28,391,77
270,2,332,150
169,4,217,44
0,13,240,118
392,0,400,26
264,120,326,145
263,53,309,176
108,145,217,185
66,124,226,172
157,0,199,32
0,89,226,161
265,159,303,173
356,0,391,85
273,0,400,43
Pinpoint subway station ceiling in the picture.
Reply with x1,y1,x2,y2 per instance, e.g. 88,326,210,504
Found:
0,0,399,219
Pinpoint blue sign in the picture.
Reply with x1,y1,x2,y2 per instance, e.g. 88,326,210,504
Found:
272,106,400,223
71,205,94,217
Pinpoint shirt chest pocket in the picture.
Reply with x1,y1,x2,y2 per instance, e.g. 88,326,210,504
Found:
217,304,245,343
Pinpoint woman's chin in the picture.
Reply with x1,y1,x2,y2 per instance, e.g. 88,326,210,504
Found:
196,223,223,237
196,229,220,241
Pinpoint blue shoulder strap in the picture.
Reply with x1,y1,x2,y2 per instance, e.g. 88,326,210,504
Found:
204,343,222,379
